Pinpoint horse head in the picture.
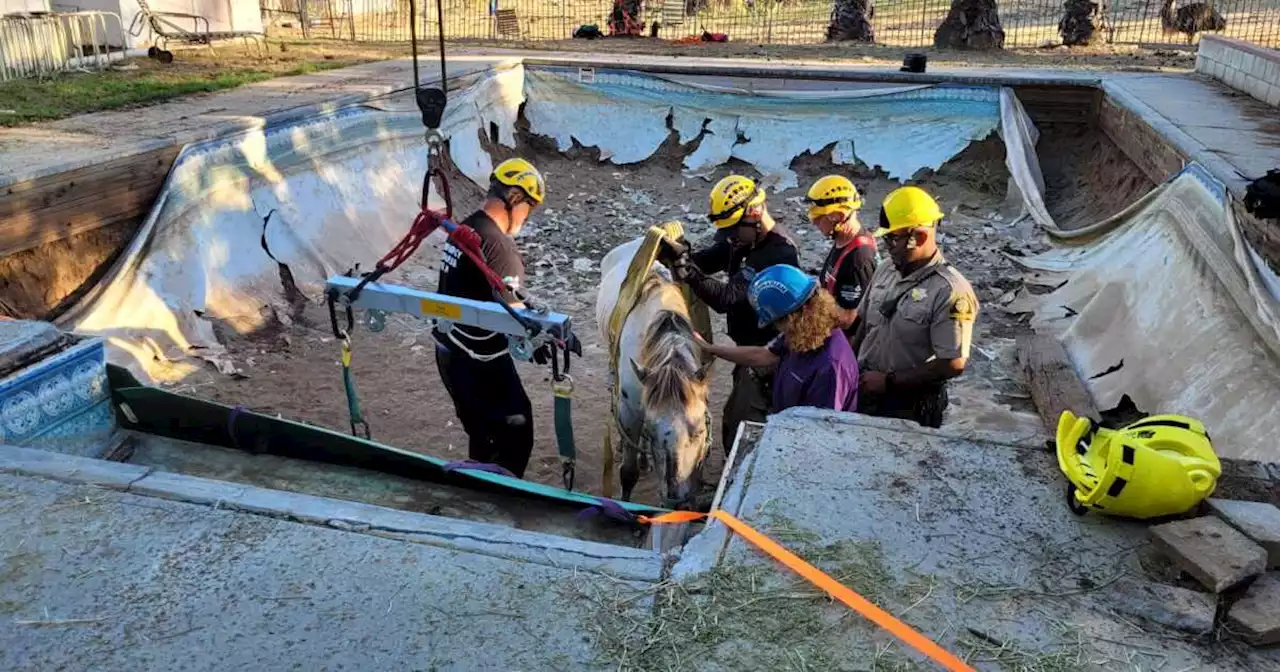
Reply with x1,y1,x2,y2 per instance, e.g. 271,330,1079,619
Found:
629,310,713,509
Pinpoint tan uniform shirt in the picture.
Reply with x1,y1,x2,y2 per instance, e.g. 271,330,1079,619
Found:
854,252,979,374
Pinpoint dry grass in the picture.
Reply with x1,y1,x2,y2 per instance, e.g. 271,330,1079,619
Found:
0,40,411,126
566,513,939,671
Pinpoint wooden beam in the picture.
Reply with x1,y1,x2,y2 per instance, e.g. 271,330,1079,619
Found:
0,145,180,257
1017,334,1101,436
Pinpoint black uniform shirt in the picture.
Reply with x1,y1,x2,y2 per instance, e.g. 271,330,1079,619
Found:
433,211,524,357
687,229,800,347
819,233,878,335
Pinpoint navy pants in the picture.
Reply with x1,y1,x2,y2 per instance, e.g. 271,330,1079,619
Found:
435,345,534,478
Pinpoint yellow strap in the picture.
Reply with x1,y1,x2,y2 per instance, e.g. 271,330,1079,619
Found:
641,511,975,672
602,222,711,497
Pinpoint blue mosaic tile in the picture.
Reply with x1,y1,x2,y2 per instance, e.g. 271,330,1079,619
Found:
0,336,116,455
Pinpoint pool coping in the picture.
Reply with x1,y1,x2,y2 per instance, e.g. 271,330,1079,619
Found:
0,442,664,581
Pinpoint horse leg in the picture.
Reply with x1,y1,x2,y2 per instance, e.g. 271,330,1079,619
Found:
620,444,640,502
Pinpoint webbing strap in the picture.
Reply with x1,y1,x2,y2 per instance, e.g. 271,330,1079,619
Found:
340,341,370,439
823,232,875,294
642,510,976,672
553,383,576,491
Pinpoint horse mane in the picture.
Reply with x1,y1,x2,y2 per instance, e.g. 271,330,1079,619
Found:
638,307,703,411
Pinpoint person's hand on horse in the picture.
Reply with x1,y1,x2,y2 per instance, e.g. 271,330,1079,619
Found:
670,253,696,282
656,235,688,266
860,370,888,394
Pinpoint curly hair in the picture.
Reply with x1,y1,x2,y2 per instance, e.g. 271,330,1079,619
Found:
778,289,840,353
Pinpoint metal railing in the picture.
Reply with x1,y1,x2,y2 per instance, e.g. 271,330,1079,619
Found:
258,0,1280,48
1,11,126,81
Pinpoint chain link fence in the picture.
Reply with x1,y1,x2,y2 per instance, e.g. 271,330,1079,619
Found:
260,0,1280,48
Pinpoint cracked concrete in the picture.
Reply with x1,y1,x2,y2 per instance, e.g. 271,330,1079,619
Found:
670,409,1280,669
0,470,659,671
0,444,660,580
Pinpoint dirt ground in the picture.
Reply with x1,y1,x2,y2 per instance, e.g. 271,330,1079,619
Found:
158,117,1148,507
458,37,1200,72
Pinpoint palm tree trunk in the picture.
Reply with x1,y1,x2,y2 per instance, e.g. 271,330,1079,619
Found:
827,0,875,42
933,0,1005,49
1058,0,1099,45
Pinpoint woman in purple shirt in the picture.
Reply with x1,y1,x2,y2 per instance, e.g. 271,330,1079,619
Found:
696,264,859,413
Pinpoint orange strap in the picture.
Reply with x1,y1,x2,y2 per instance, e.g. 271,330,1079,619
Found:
640,510,975,672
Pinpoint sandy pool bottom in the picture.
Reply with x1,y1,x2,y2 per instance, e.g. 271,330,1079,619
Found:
167,136,1064,506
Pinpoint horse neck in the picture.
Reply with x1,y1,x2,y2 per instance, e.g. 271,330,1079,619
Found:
637,286,701,414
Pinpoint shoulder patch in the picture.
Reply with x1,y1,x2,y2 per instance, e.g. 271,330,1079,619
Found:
950,295,976,320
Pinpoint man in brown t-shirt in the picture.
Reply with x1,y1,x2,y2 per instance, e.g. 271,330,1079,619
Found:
851,186,978,428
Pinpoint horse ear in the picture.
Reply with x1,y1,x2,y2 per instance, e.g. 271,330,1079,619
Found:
629,358,648,383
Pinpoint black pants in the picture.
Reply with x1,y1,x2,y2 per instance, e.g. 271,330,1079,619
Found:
722,365,771,452
435,345,534,478
858,383,949,428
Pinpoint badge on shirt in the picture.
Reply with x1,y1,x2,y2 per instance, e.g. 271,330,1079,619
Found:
950,296,976,320
910,288,927,302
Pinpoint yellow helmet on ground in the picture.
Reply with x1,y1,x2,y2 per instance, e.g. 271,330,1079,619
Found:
806,175,862,220
1056,411,1220,520
492,158,545,204
709,175,766,229
874,186,944,237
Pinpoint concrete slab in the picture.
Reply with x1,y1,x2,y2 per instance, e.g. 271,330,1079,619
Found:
125,433,641,547
1106,73,1280,186
1228,573,1280,647
0,472,658,671
670,410,1280,669
1210,499,1280,569
1151,517,1269,593
128,469,661,581
1106,577,1218,634
0,442,150,490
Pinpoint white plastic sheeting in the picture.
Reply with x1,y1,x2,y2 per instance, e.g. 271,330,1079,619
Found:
522,67,1001,191
59,67,525,380
1015,165,1280,462
59,65,1015,381
998,88,1056,232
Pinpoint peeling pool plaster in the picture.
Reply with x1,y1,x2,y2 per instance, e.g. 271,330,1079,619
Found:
521,66,1003,190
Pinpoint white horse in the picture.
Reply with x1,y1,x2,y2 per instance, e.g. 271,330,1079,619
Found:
595,238,712,508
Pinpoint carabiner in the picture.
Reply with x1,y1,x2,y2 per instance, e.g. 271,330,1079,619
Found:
326,287,354,340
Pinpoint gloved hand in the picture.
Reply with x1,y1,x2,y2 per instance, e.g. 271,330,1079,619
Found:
670,254,696,282
532,342,553,365
656,236,690,266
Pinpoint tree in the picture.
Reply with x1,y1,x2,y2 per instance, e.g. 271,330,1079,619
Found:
933,0,1005,50
827,0,875,42
1058,0,1100,45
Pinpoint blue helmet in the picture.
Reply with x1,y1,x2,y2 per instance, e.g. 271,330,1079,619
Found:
748,264,819,327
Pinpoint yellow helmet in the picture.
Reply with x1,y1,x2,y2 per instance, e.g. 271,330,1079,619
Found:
492,158,545,205
874,186,944,237
1056,411,1220,520
806,175,862,220
708,175,766,229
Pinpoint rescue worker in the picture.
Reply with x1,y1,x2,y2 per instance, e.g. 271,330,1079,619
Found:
696,265,859,413
663,174,799,450
433,158,547,478
851,186,979,428
806,175,878,335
